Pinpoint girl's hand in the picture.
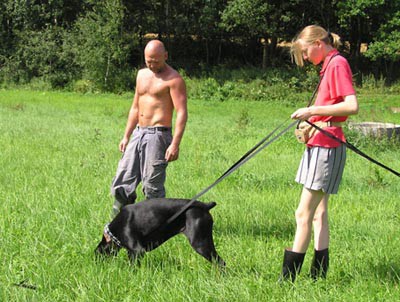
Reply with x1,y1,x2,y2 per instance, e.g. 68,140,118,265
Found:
291,107,313,120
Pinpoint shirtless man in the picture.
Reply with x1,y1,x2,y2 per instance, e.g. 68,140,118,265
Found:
110,40,187,216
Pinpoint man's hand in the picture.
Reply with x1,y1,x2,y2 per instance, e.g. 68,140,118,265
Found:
119,137,129,153
165,143,179,162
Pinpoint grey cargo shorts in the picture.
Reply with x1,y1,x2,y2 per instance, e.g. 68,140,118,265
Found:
110,126,172,205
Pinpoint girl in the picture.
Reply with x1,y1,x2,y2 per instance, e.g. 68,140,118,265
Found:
280,25,359,282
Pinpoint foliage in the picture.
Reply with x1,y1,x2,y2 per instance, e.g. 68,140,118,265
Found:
336,0,386,40
0,0,84,87
220,0,304,67
335,0,400,82
221,0,302,39
0,0,400,91
186,65,324,104
364,6,400,69
69,0,135,92
21,27,76,87
221,0,270,35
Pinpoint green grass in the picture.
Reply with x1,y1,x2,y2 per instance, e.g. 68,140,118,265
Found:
1,89,400,301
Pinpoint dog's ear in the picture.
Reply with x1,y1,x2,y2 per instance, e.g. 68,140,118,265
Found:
204,201,217,210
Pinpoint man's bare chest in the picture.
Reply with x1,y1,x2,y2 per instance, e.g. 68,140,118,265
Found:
137,77,170,97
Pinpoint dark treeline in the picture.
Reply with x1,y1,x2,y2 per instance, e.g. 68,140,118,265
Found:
0,0,399,92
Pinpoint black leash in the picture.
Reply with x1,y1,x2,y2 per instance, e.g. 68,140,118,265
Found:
12,280,37,290
300,52,398,177
306,120,400,177
218,118,293,179
144,53,400,236
144,55,339,237
155,118,399,237
296,53,339,129
143,119,297,237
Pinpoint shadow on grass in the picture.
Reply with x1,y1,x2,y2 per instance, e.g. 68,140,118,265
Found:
334,258,400,285
371,261,400,283
216,221,294,241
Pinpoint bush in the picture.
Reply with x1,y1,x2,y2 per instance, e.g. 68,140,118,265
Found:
72,80,98,94
185,67,318,104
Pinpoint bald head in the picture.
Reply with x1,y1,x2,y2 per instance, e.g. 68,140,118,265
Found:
145,40,166,54
144,40,168,73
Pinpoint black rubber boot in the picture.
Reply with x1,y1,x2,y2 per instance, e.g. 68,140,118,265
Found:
310,248,329,280
279,248,306,282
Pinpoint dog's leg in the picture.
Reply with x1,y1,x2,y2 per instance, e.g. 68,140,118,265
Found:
184,213,226,266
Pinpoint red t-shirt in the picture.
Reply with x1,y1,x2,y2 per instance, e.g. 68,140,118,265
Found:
308,50,356,148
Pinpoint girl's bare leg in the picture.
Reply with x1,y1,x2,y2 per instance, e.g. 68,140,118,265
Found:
292,187,325,253
313,195,330,250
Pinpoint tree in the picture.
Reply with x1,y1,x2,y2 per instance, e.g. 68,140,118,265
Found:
1,0,400,87
197,0,227,65
364,10,400,82
221,0,303,68
70,0,134,91
0,0,84,85
336,0,386,71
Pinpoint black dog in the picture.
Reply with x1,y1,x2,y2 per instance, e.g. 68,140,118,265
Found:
95,198,225,266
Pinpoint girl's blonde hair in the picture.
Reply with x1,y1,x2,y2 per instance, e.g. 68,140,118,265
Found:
290,25,342,67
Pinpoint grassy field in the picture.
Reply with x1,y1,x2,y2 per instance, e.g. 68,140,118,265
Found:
1,89,400,301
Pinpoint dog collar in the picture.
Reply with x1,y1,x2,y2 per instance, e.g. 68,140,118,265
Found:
104,223,122,247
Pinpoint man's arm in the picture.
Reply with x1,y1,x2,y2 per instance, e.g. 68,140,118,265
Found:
165,76,187,162
119,85,140,153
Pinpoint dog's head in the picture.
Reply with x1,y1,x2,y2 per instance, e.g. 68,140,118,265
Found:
94,230,121,257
